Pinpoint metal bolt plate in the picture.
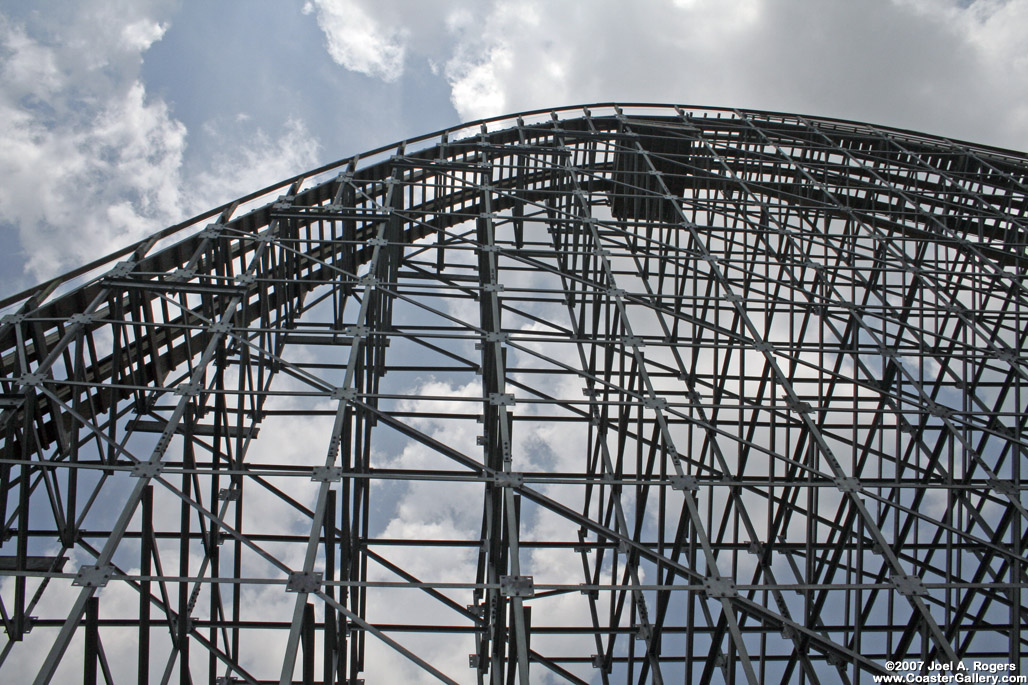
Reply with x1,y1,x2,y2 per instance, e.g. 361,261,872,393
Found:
175,383,200,397
107,261,137,278
891,574,927,597
199,224,225,240
286,571,323,593
670,475,699,492
499,575,534,597
703,576,738,599
786,397,812,414
494,472,523,488
643,396,668,410
331,387,357,401
131,461,164,479
68,313,95,327
835,476,861,494
311,466,343,482
218,488,240,501
17,373,44,388
73,564,115,588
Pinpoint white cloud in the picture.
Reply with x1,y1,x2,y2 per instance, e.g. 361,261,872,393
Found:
0,10,186,278
0,5,321,282
189,117,321,211
440,2,539,122
306,0,1028,150
446,45,512,122
120,19,168,51
303,0,408,81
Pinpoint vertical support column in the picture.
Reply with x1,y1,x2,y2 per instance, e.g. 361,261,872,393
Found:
13,388,33,642
338,178,357,324
84,597,99,685
34,216,281,685
324,490,337,685
547,117,671,684
139,485,153,685
279,168,404,685
178,408,193,685
302,603,316,685
471,147,531,685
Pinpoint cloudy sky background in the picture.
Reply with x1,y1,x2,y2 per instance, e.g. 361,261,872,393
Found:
2,1,1026,681
1,0,1027,298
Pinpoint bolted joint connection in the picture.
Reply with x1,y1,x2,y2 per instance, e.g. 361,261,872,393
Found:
499,575,534,597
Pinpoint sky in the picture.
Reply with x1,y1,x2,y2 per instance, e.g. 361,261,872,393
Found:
1,1,1027,681
0,0,1027,299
